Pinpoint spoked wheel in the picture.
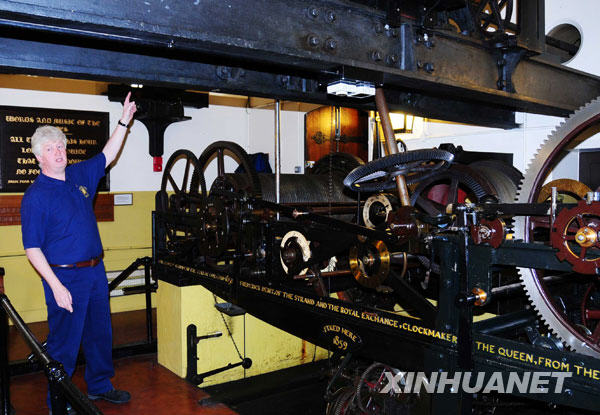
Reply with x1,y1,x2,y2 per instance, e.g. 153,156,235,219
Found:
409,164,498,217
550,201,600,274
196,140,261,199
158,150,207,255
470,0,515,39
325,363,425,415
326,387,357,415
343,149,454,193
196,141,262,266
159,149,207,213
581,282,600,340
526,179,591,248
515,97,600,357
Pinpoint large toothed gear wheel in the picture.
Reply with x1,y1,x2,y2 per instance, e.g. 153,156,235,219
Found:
515,98,600,357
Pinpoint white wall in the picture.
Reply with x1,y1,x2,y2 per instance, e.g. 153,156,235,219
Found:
248,108,305,174
546,0,597,75
0,88,305,192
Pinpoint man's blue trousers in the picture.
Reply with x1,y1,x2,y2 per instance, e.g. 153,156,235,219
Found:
42,261,114,397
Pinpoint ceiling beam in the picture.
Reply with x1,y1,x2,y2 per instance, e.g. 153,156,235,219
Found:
0,0,598,128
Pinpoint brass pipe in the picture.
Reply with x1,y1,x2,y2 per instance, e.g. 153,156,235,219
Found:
375,88,411,207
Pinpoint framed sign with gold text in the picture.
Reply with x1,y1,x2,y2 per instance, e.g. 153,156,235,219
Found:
0,106,109,192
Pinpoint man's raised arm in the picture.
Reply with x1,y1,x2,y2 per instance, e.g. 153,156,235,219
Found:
102,91,137,167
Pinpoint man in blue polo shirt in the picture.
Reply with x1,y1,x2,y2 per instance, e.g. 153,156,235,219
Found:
20,92,137,412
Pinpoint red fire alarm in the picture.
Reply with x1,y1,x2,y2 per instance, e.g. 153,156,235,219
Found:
153,156,163,172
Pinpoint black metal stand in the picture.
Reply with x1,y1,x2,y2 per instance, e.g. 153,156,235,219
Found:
107,85,208,172
185,324,252,386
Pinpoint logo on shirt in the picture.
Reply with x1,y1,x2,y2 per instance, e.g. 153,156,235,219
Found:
79,185,89,198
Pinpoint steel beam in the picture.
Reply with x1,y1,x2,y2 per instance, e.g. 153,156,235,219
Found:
0,0,598,126
0,36,518,127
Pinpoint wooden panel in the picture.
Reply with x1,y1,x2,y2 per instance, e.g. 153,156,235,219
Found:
0,193,114,226
305,106,368,164
95,193,114,222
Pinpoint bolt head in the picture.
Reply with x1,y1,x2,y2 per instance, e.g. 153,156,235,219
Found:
386,54,398,65
370,50,383,61
280,75,291,86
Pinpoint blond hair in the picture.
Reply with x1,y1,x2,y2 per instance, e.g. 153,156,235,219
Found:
31,126,67,157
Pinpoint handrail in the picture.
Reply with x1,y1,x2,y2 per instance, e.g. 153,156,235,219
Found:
108,256,151,292
108,256,155,344
0,292,102,415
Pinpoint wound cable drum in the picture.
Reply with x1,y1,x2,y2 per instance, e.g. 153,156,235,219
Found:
256,173,357,204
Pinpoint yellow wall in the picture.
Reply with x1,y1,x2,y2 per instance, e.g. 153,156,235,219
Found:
157,281,329,386
4,188,329,386
0,191,156,323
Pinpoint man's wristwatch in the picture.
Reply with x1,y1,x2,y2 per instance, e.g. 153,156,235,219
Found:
118,120,128,127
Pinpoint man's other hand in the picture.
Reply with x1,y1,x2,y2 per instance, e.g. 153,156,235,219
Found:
52,283,73,313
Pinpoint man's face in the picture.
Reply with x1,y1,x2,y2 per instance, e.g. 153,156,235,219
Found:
36,139,67,175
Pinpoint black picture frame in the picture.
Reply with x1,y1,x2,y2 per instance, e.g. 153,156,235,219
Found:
0,106,110,192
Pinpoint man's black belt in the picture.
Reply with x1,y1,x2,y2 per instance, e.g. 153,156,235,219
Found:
49,255,102,269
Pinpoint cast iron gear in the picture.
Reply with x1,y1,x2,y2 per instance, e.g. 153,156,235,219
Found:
515,97,600,357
